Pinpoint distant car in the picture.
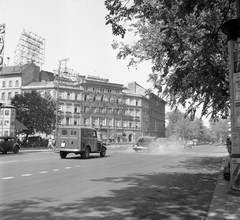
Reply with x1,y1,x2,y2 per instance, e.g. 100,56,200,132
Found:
132,136,158,152
183,140,193,149
0,136,21,154
156,138,170,150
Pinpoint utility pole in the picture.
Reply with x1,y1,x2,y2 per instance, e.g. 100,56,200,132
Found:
55,58,69,133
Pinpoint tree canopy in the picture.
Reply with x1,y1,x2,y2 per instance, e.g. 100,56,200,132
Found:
166,109,209,142
105,0,237,120
11,91,56,135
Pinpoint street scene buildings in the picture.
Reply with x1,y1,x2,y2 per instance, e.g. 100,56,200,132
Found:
0,62,166,142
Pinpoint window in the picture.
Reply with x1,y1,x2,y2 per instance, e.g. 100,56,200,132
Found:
84,94,87,101
58,92,62,99
2,81,5,88
66,117,70,125
74,107,78,113
61,130,68,136
2,92,5,100
75,93,78,100
74,119,78,125
9,81,12,87
15,80,19,87
70,130,77,136
8,92,11,100
83,118,89,125
136,100,138,106
67,93,70,100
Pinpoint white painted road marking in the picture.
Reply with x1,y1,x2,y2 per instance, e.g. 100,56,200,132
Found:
53,169,60,171
39,171,48,174
2,177,15,180
21,174,32,177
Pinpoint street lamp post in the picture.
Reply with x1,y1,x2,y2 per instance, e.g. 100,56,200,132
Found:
55,58,69,133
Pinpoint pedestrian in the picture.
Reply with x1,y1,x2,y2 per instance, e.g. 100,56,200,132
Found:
48,137,54,151
226,137,232,155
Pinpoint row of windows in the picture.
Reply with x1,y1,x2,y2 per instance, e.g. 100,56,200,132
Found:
59,105,141,117
57,92,141,106
84,87,120,94
1,92,19,100
1,80,19,88
61,117,141,128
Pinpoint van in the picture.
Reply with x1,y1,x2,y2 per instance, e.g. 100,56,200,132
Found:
55,126,107,159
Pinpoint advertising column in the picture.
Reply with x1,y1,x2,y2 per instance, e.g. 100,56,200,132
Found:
0,105,16,137
222,18,240,192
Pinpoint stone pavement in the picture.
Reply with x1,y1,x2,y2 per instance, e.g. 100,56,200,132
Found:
207,157,240,220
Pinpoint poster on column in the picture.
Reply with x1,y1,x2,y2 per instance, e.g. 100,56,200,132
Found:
231,132,240,154
233,73,240,128
231,157,240,191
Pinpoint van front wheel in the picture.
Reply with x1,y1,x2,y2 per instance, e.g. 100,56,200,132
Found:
60,151,67,159
82,147,90,159
100,147,106,157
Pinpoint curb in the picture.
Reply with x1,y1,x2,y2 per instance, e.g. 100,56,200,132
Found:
207,157,240,220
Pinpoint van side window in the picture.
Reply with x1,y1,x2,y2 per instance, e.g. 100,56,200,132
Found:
71,130,77,136
61,130,68,136
82,129,94,137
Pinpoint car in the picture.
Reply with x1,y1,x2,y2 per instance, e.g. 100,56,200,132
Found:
132,136,158,152
156,138,170,150
183,140,193,149
0,136,21,154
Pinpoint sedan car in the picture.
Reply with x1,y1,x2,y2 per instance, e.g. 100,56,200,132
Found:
0,136,21,154
132,136,158,152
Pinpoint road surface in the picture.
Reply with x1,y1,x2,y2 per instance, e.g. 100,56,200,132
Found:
0,144,228,220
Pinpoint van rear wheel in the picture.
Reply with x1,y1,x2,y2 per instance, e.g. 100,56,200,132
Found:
82,147,90,159
60,151,67,159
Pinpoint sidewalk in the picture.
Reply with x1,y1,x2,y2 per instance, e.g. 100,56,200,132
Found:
20,147,50,152
207,157,240,220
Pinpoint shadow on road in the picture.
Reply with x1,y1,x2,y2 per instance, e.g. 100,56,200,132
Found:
1,156,225,220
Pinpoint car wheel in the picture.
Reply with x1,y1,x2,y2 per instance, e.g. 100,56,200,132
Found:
134,149,138,152
60,151,67,159
100,147,106,157
82,147,90,159
2,151,7,154
13,146,19,154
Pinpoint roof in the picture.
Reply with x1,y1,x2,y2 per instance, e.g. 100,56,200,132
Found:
2,64,29,75
15,119,29,130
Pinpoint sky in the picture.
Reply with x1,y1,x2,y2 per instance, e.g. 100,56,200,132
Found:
0,0,152,89
0,0,210,126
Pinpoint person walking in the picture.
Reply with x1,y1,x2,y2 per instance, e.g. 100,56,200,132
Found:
48,137,54,151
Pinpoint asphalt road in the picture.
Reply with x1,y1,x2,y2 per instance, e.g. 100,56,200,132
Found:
0,144,228,220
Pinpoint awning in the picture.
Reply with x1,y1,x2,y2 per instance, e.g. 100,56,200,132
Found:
15,119,29,130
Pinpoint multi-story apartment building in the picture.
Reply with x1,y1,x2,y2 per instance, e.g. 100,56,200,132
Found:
0,64,166,142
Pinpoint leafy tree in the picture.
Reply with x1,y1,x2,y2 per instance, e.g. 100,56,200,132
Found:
11,91,57,135
105,0,236,120
166,109,208,142
210,118,230,143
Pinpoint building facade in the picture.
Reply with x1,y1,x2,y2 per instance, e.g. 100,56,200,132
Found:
0,64,166,142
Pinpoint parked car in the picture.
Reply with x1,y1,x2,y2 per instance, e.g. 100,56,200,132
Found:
0,136,21,154
132,136,158,152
